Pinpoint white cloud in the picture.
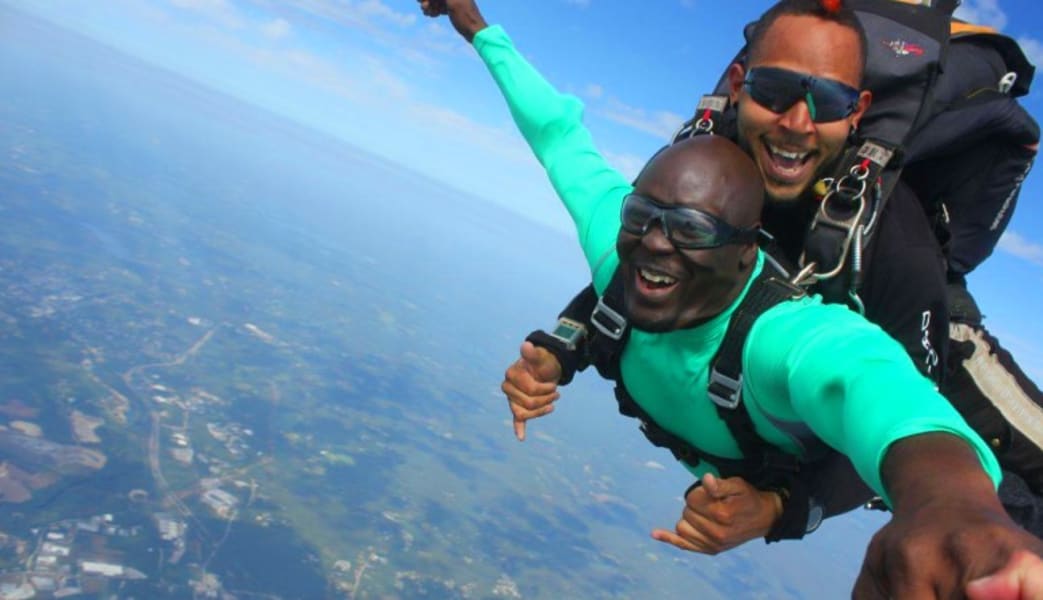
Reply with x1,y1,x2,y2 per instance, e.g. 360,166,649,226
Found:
583,83,604,99
595,98,685,141
287,0,417,33
356,0,417,27
294,47,412,101
169,0,246,29
998,231,1043,266
260,17,291,39
954,0,1007,30
413,20,475,59
602,149,648,182
168,0,414,38
1017,36,1043,69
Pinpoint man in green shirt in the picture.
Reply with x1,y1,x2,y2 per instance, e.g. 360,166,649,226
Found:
418,0,1043,596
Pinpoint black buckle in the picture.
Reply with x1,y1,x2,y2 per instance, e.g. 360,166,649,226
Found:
591,296,627,341
708,368,742,409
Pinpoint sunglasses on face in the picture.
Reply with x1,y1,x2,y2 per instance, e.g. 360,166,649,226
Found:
620,193,760,250
743,66,860,123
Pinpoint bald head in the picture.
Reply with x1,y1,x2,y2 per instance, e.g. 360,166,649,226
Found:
618,136,764,332
634,136,764,229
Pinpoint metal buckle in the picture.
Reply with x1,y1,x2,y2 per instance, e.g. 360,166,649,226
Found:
765,276,806,300
591,296,627,341
708,369,743,410
800,182,867,281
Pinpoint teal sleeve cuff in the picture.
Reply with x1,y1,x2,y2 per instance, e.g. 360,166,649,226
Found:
472,24,507,52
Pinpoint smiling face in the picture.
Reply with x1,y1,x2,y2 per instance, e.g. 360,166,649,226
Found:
617,136,762,332
729,13,871,204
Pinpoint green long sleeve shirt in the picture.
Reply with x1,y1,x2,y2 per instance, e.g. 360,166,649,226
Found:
473,25,1000,502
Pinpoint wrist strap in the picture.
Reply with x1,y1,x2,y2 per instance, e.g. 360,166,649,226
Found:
525,329,581,385
765,477,814,543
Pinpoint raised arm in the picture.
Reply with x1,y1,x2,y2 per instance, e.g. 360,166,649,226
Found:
419,0,631,290
418,0,487,41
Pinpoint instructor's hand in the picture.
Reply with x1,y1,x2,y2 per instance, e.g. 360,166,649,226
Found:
501,341,562,441
651,473,782,555
417,0,488,43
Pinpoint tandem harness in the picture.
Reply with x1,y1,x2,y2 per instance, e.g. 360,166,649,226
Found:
676,96,889,311
528,257,830,485
527,256,837,539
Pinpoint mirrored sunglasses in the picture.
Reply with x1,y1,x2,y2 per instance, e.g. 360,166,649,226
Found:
743,66,860,123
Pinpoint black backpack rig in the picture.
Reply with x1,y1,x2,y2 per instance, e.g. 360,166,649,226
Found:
525,0,1039,540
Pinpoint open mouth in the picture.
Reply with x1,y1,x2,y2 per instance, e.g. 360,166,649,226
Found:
634,266,679,297
639,267,677,287
764,142,815,183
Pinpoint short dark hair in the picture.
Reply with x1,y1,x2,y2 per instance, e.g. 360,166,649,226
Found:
747,0,868,83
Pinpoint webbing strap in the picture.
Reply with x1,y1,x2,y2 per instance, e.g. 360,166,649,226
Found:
802,140,893,304
672,95,735,143
584,271,746,470
612,384,756,478
583,259,812,484
586,270,628,382
708,263,806,471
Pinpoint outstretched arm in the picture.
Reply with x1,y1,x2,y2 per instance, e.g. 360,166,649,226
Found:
745,303,1041,594
418,0,631,290
853,433,1043,599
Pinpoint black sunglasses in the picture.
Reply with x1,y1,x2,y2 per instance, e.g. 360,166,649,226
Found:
620,193,759,250
743,66,860,123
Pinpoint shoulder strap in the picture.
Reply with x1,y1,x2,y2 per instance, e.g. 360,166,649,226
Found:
584,258,828,486
611,382,763,479
672,95,735,143
707,261,829,478
583,270,754,471
800,0,955,303
586,269,630,381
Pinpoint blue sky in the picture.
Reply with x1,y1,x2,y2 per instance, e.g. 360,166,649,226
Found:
9,0,1043,378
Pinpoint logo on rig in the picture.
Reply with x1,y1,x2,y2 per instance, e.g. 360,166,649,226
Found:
882,39,926,57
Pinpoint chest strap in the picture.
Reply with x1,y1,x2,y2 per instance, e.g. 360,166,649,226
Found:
584,260,826,486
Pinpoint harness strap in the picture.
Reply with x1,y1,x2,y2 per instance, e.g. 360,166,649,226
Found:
525,284,600,385
586,270,629,382
612,383,758,478
802,140,892,306
673,97,893,308
707,264,812,479
580,258,826,486
672,95,733,143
